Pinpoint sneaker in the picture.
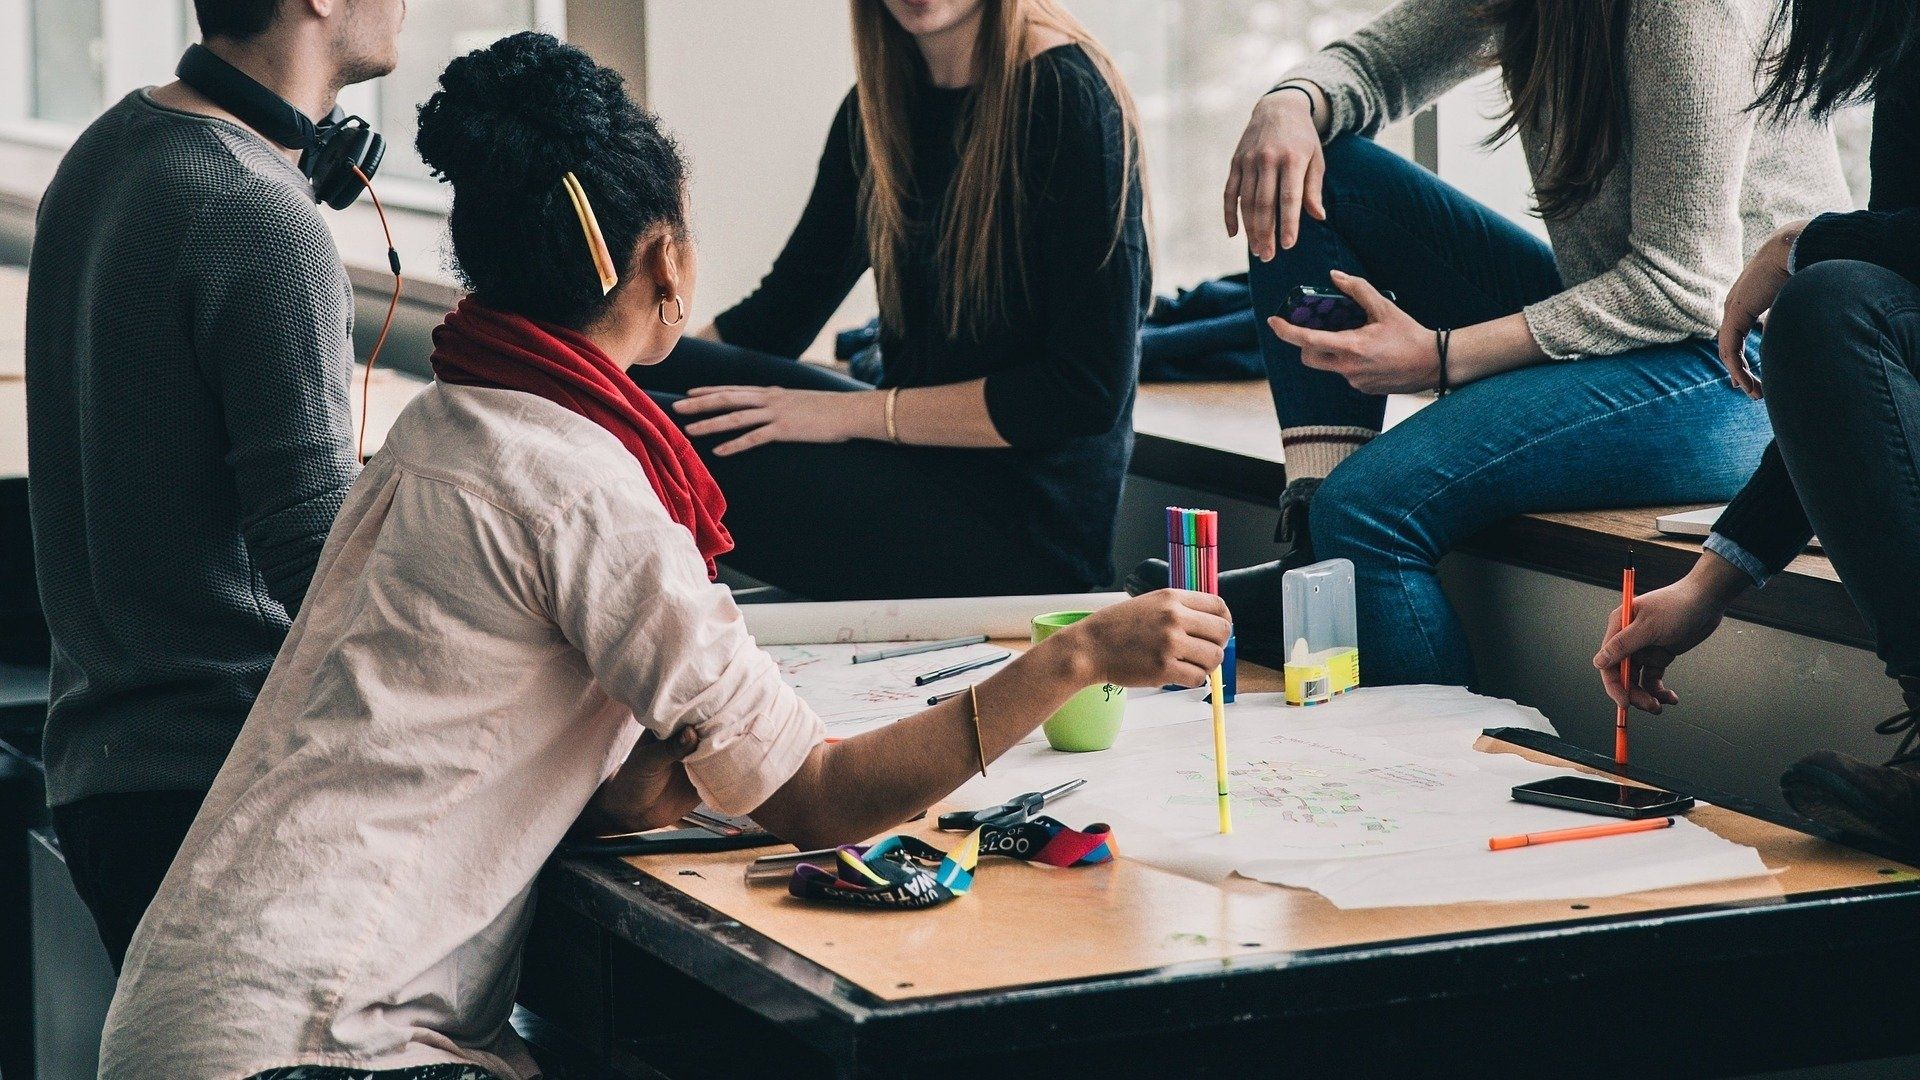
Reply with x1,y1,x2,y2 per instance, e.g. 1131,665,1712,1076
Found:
1780,708,1920,850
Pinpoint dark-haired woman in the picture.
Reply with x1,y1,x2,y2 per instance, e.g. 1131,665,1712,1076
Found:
1133,0,1849,685
626,0,1148,600
1596,0,1920,851
94,33,1225,1080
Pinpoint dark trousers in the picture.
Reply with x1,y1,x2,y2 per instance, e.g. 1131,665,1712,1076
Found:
1764,260,1920,683
629,337,1085,600
51,788,206,971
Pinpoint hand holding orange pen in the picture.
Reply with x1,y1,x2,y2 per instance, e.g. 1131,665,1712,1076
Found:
1615,552,1635,768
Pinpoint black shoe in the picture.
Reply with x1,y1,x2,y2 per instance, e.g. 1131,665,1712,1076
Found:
1274,476,1320,565
1780,706,1920,850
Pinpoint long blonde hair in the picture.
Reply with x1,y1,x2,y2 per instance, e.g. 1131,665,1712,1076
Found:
850,0,1145,340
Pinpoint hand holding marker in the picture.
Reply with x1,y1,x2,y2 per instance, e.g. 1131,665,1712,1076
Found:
1168,506,1232,834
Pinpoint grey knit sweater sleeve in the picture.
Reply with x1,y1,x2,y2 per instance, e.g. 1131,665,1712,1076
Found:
1282,0,1845,360
180,174,359,615
1283,0,1494,141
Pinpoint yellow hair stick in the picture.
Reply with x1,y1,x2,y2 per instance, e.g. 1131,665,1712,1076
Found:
559,170,619,295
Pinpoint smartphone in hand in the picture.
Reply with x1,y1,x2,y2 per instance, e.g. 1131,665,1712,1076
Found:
1282,284,1396,332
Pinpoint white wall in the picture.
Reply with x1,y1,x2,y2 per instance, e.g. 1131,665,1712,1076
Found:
1433,70,1544,239
642,0,874,345
638,0,1428,346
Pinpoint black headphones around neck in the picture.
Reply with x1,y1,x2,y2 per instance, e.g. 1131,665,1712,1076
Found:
176,43,385,210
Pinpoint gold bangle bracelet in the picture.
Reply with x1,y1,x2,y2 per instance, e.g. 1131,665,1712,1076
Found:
884,386,901,444
969,683,988,778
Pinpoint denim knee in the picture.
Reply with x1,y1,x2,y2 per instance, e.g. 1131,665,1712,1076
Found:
1320,132,1399,181
1308,454,1422,566
1763,260,1906,389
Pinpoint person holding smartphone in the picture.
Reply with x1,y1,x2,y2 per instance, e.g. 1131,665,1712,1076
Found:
1129,0,1848,686
1596,0,1920,851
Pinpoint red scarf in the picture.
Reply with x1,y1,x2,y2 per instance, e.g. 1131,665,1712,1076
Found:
430,298,733,578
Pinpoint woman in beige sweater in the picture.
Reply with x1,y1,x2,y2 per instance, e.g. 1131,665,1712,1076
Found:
1132,0,1849,687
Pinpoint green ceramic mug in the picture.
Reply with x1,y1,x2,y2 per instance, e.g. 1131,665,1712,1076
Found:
1032,611,1126,752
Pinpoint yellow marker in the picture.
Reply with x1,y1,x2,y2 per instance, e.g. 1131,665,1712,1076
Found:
1209,666,1232,834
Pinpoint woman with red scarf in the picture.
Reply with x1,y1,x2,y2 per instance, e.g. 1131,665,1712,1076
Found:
97,34,1228,1080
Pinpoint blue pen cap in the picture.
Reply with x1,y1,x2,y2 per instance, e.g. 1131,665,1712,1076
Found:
1223,632,1237,703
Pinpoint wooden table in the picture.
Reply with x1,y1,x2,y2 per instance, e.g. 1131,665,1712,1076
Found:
521,656,1920,1079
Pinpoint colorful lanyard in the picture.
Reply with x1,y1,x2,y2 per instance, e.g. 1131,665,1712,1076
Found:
789,817,1115,910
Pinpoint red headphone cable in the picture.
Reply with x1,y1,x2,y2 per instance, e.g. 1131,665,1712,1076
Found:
352,163,401,464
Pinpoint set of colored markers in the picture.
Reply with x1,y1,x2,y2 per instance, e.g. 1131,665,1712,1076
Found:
1164,506,1220,596
1166,507,1232,834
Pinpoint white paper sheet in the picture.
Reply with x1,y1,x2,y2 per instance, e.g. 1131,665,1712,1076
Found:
765,641,1012,735
740,593,1128,645
939,686,1773,907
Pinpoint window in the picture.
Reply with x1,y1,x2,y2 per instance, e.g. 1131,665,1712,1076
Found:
0,0,558,169
0,0,189,136
1078,0,1393,290
29,0,105,124
364,0,562,184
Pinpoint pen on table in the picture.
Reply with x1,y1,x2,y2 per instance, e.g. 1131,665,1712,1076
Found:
852,634,988,665
1489,815,1673,851
914,650,1011,687
1616,551,1636,768
936,778,1087,831
927,688,969,705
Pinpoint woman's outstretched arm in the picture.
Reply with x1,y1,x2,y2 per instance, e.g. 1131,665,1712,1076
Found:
750,590,1230,850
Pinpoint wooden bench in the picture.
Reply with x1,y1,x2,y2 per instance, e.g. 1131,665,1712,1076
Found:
1130,381,1867,650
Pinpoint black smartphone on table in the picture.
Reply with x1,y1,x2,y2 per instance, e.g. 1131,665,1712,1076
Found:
1511,776,1695,820
1282,284,1397,332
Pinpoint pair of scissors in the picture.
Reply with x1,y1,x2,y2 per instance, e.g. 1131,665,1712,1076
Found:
936,778,1086,832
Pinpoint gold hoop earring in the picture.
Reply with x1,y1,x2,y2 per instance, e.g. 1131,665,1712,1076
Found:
657,295,687,327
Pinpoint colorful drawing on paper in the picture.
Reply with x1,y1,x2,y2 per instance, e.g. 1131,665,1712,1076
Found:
764,642,1011,735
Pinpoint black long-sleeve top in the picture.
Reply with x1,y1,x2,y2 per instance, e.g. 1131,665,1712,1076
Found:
713,44,1149,590
1708,58,1920,583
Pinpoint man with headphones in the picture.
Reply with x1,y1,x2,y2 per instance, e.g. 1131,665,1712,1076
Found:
24,0,404,969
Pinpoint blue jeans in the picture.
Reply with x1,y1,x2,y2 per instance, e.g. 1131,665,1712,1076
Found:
1251,136,1772,686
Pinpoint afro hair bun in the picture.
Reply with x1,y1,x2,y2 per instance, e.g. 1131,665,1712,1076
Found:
416,31,634,193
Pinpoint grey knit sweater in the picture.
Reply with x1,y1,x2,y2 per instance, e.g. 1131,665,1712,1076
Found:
26,91,359,807
1286,0,1850,359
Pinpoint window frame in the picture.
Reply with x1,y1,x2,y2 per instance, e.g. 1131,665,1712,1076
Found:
0,0,567,213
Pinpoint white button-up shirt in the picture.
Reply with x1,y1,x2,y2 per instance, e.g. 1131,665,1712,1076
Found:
102,381,823,1080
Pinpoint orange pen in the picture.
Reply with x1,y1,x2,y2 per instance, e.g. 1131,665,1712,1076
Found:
1615,552,1636,768
1489,815,1672,851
